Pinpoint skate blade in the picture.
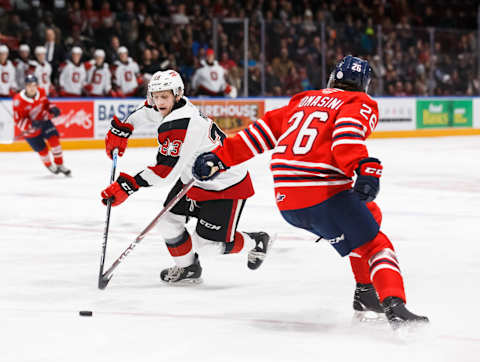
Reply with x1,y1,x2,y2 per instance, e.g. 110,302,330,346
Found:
352,310,387,325
161,277,203,286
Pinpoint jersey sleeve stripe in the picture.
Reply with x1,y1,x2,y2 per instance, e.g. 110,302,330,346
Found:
332,127,365,138
244,128,263,153
257,119,277,144
332,133,364,141
270,158,345,174
250,122,275,150
239,131,259,156
335,117,364,126
331,139,366,150
249,125,269,151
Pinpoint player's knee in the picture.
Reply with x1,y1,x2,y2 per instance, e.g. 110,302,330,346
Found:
157,212,185,240
192,232,225,255
353,231,393,259
366,201,382,225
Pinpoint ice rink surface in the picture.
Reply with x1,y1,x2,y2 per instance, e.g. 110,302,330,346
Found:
1,136,479,362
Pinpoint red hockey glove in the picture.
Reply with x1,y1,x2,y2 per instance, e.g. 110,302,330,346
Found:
101,172,140,206
105,116,134,159
353,157,383,202
192,152,229,181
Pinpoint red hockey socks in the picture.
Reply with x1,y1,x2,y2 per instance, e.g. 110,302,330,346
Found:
47,135,63,165
165,230,194,267
352,231,406,303
38,147,52,167
223,232,246,254
349,254,371,284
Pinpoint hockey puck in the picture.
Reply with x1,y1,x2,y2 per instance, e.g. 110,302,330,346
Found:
79,310,93,317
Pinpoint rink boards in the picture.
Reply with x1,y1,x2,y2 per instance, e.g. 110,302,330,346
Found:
1,96,480,151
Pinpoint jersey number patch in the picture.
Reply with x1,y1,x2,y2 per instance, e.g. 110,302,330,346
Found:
159,138,182,157
276,110,329,155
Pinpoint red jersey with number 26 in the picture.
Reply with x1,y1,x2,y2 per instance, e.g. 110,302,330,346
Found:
213,88,379,210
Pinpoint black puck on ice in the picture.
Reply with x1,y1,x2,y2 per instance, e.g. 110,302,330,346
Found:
79,310,93,317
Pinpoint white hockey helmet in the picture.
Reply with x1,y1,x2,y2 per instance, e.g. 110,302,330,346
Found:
0,44,9,54
148,70,184,98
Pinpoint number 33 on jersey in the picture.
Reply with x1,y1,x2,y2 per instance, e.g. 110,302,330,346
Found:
213,88,379,210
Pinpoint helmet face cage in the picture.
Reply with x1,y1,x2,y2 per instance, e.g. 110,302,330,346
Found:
147,70,184,102
327,55,372,92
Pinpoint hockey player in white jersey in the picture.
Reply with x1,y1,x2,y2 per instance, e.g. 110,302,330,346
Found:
58,47,87,97
0,45,18,97
14,44,31,90
191,48,237,97
84,49,112,97
111,46,142,97
101,70,271,283
29,46,56,96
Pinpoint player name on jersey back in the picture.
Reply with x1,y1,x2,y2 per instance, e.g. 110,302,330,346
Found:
297,94,344,110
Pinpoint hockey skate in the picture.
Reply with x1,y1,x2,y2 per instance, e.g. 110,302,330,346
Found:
160,253,202,284
382,296,429,330
56,164,71,177
245,232,272,270
352,283,386,323
46,164,59,175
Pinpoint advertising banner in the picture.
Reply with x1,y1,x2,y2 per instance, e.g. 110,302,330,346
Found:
51,100,95,138
376,97,416,131
191,99,265,134
94,99,146,139
417,99,473,128
13,100,95,139
0,100,13,143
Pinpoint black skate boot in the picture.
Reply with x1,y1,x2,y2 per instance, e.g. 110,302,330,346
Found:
56,164,71,177
382,296,429,330
160,253,202,284
352,283,385,322
46,164,59,174
245,232,272,270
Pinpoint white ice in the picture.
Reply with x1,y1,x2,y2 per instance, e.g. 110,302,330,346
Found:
1,136,479,362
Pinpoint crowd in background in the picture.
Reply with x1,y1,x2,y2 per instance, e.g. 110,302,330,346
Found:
0,0,479,97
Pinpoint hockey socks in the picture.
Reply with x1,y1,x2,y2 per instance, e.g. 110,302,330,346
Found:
47,135,63,165
352,231,406,303
165,230,195,267
38,147,52,168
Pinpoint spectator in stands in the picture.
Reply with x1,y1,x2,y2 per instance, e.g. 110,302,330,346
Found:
265,64,282,97
271,47,294,84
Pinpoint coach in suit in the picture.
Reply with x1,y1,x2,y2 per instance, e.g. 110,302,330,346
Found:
44,28,65,82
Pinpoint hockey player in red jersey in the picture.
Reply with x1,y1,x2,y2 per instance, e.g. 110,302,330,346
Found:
100,70,271,284
193,55,429,329
13,74,71,176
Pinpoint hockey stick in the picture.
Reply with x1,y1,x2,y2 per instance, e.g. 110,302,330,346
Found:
98,148,119,289
98,178,196,289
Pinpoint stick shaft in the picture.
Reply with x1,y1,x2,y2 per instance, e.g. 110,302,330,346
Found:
98,149,119,287
100,179,195,283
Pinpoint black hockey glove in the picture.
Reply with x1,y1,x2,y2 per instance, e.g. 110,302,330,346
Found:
193,152,229,181
353,157,383,202
49,106,61,117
